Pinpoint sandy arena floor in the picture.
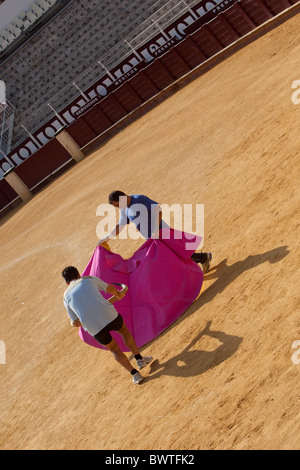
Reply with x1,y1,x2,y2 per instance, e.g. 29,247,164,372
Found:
0,14,300,450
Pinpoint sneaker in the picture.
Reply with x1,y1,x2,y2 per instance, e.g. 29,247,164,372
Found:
132,371,144,384
202,252,212,274
137,356,153,370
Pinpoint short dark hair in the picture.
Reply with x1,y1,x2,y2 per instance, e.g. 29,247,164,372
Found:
108,190,126,204
62,266,80,283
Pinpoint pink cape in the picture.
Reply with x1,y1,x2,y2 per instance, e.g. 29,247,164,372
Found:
78,229,204,351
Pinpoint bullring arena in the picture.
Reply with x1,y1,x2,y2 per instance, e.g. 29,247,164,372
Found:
0,0,300,451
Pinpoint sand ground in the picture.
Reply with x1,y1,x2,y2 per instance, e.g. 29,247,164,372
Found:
0,14,300,450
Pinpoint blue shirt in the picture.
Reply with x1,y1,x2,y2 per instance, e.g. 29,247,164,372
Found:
118,194,163,239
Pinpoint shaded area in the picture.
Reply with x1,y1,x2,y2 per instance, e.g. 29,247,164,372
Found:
148,321,243,380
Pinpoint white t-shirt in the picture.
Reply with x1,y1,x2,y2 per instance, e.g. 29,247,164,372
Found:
63,276,118,336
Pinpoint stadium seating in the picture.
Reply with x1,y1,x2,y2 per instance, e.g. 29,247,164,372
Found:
1,0,197,147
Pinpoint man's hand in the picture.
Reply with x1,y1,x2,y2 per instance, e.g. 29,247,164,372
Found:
106,284,128,304
97,237,108,246
97,241,111,251
71,319,82,328
97,225,121,246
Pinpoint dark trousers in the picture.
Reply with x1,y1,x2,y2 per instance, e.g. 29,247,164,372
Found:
191,252,208,264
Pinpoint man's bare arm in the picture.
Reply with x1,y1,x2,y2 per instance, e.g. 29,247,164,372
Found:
97,224,122,246
106,284,128,304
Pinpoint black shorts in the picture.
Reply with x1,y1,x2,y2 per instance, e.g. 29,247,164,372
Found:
93,314,124,345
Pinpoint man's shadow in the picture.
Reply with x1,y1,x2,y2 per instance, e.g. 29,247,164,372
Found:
148,321,243,380
187,245,290,317
143,245,290,380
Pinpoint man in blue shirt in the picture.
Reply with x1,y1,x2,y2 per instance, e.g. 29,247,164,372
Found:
98,191,212,271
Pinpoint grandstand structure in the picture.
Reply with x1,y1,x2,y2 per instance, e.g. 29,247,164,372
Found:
0,0,204,149
0,0,299,217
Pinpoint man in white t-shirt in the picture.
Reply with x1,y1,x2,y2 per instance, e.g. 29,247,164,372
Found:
62,266,153,384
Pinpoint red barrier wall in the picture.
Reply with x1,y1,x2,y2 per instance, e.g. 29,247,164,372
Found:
98,94,127,125
175,37,207,69
262,0,292,14
81,106,112,136
13,139,74,192
67,117,98,148
128,71,160,101
144,59,175,91
191,25,223,58
240,0,273,25
113,83,144,113
158,49,191,79
206,16,240,47
0,178,19,212
222,4,256,35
